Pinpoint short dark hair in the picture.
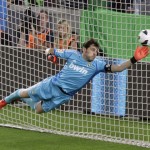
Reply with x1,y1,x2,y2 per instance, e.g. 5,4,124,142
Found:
83,38,100,50
39,9,48,16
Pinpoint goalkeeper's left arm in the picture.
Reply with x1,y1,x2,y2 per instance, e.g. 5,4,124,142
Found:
110,46,149,73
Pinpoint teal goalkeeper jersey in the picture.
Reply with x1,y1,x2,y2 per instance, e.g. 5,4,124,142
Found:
52,49,106,96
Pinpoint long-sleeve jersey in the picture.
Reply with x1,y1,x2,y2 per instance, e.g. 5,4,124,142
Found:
51,49,106,96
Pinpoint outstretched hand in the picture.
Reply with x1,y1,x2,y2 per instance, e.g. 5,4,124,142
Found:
134,46,149,61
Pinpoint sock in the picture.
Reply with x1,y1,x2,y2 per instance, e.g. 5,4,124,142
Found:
5,89,23,103
20,98,36,110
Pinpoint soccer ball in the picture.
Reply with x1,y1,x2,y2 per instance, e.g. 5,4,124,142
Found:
138,29,150,46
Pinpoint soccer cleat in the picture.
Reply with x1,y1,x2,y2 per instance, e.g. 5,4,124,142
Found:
0,99,7,109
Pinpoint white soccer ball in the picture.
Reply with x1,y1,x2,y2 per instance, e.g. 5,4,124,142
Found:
138,29,150,46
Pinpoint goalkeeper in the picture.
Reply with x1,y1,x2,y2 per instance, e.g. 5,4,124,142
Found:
0,38,149,113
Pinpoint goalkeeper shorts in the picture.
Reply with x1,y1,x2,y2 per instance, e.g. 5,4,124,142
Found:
27,77,72,112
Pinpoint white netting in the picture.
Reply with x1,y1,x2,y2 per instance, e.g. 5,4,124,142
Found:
0,0,150,148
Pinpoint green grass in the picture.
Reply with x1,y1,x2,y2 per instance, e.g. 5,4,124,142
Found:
0,105,150,149
0,127,148,150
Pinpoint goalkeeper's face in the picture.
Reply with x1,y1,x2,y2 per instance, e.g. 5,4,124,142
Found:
82,45,98,62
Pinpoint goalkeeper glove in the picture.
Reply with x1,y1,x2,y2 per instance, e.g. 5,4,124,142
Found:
130,46,149,64
47,54,57,64
45,48,58,64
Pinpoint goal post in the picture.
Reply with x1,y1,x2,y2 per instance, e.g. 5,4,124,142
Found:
0,0,150,148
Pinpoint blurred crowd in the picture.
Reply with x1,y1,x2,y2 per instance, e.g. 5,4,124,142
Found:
0,0,150,51
0,0,83,51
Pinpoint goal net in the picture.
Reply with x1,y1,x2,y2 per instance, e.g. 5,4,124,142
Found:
0,0,150,148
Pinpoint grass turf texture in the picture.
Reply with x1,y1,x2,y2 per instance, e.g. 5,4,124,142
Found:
0,127,148,150
0,105,150,149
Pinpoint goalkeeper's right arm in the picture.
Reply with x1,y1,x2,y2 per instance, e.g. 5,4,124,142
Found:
45,48,55,55
45,48,57,64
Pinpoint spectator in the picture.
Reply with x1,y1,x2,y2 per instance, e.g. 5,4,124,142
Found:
17,21,33,48
17,9,54,49
54,19,77,50
17,7,36,47
27,10,54,50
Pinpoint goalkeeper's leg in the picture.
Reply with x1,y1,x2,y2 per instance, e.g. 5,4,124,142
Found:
20,98,38,110
0,89,29,109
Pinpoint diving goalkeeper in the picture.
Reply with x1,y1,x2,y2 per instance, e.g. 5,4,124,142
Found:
0,38,149,113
